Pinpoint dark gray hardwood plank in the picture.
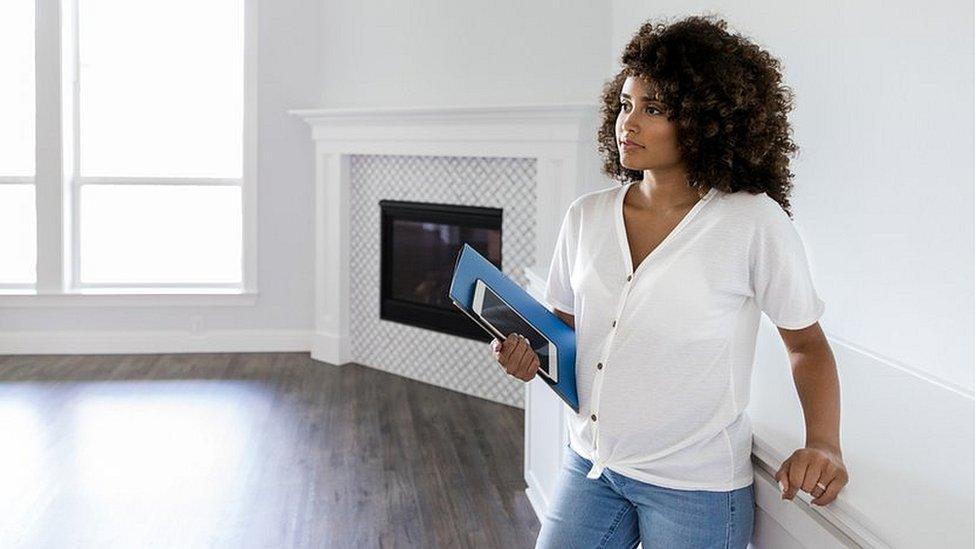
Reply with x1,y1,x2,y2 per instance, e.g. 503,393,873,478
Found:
0,352,540,548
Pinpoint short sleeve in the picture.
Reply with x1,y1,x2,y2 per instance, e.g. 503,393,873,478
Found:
750,205,826,329
544,202,578,314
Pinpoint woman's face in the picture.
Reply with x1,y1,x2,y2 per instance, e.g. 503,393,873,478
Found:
615,75,683,171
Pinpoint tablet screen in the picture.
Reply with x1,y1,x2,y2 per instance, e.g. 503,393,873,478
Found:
478,283,552,379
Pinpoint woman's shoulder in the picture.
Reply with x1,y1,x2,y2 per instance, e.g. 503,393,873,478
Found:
569,183,626,214
715,189,787,226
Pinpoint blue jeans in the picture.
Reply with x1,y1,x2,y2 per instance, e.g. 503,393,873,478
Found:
535,444,755,548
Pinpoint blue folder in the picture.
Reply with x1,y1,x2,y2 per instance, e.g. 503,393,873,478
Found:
448,243,579,413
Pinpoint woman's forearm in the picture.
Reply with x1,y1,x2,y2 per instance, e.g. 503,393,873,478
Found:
789,343,842,453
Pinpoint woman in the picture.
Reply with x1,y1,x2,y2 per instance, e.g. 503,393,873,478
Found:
490,15,848,548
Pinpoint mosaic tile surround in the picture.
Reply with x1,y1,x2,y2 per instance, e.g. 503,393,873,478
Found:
348,154,538,408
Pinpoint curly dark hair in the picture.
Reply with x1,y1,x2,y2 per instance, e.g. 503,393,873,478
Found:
597,15,799,217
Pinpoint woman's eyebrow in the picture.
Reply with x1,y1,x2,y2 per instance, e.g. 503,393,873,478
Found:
620,93,661,102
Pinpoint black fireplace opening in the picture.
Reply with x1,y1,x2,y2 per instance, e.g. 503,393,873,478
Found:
379,199,502,342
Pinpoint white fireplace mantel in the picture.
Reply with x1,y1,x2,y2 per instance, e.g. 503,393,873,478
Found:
289,103,601,367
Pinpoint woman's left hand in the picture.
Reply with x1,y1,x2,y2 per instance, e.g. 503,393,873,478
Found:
775,444,848,506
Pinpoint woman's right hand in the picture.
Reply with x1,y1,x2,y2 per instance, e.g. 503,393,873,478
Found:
490,333,540,381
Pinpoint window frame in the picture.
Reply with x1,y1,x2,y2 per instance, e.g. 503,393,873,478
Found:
0,0,258,307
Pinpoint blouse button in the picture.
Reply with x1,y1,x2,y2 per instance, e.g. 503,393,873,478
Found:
626,274,632,282
591,414,597,422
611,320,616,328
597,362,603,370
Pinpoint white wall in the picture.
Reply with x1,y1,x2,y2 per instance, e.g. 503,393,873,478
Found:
611,2,974,547
316,0,610,108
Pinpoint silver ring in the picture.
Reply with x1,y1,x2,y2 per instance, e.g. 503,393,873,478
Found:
815,481,827,490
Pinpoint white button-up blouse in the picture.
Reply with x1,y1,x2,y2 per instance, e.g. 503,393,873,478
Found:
544,182,826,491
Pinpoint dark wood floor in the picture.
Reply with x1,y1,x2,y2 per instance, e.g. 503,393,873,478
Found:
0,352,540,548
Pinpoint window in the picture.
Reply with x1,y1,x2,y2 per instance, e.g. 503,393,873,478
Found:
1,0,256,303
0,0,37,288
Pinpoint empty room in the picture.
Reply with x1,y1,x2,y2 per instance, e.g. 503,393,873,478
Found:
1,0,972,547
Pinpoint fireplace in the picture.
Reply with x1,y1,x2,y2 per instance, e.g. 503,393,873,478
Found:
379,199,502,341
290,103,596,385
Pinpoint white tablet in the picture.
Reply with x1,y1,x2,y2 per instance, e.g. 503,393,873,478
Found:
472,278,558,383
